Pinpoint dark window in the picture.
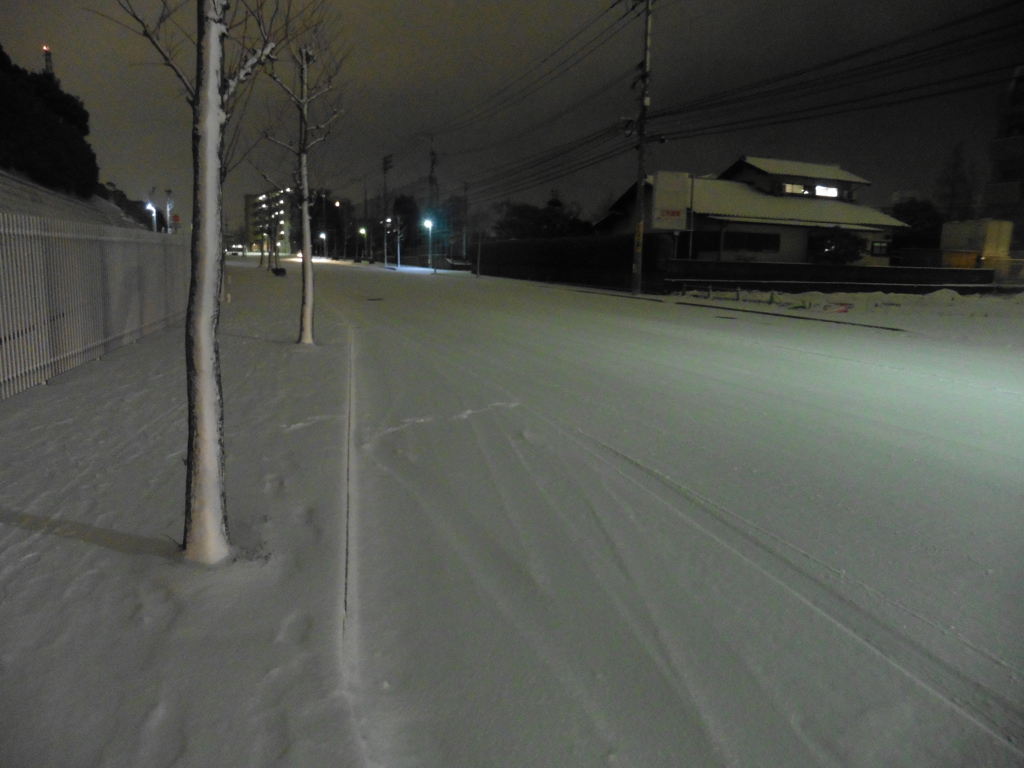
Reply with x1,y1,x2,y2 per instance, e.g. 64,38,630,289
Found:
692,231,720,252
722,231,781,252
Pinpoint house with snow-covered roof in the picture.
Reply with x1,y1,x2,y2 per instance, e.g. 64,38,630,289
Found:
597,155,905,263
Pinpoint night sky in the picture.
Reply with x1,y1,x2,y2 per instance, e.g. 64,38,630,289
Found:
1,0,1020,230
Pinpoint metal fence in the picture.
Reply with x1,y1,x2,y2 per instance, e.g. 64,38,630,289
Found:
0,213,190,401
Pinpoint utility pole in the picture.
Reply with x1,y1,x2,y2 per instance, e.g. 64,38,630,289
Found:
463,181,469,261
631,0,653,295
362,177,370,261
382,155,392,265
428,136,439,214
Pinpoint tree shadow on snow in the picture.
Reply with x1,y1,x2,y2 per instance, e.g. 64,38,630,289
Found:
0,508,180,559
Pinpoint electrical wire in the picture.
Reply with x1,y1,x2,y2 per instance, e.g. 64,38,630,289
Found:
656,66,1014,142
651,0,1024,120
384,0,1024,208
432,8,638,137
438,68,635,158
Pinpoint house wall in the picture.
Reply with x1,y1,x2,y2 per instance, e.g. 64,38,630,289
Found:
692,221,809,263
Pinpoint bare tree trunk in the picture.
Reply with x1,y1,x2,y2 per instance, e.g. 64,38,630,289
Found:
182,0,230,564
297,47,315,345
114,0,288,565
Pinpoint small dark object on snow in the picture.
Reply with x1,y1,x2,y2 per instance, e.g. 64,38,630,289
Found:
271,267,287,277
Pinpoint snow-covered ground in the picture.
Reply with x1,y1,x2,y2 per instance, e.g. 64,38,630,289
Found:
2,261,1023,767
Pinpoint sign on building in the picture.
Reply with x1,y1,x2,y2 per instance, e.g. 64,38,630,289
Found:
652,171,692,231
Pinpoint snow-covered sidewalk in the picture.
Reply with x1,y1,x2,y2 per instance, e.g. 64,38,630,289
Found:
0,263,362,766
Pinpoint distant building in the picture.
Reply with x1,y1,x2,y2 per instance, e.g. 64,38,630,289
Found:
244,189,293,255
982,66,1024,248
598,156,905,263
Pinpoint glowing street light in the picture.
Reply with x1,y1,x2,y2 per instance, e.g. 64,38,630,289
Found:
423,219,434,273
383,217,392,267
145,202,157,232
319,231,326,257
359,227,367,262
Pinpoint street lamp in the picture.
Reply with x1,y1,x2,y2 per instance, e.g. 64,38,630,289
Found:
423,219,434,273
319,231,326,257
145,202,157,232
383,218,392,267
359,227,367,262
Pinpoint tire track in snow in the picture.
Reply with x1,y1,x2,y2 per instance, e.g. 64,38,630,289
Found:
386,320,1024,755
552,422,1024,755
339,274,1024,758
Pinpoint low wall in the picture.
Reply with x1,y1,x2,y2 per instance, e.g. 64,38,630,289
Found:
472,236,1002,295
663,259,996,294
479,234,673,292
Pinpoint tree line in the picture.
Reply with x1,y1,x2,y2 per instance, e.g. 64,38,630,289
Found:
0,43,98,197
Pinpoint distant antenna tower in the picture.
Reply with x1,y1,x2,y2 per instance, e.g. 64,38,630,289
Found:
42,45,53,75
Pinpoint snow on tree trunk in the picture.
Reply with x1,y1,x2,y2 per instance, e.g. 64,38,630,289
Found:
182,0,231,565
298,47,315,346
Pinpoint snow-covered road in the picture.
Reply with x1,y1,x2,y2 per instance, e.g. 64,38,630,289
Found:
334,267,1024,766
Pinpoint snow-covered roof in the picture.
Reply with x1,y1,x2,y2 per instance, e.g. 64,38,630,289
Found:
0,168,145,228
727,156,872,185
692,178,904,231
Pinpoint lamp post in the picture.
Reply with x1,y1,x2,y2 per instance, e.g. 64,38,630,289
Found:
334,200,341,259
359,227,367,262
424,219,434,273
319,231,326,257
383,218,392,267
145,202,157,232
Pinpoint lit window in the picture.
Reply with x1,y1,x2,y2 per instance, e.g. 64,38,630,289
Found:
783,183,807,195
815,185,839,198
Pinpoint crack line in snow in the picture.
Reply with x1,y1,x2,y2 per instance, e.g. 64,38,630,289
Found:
342,325,355,639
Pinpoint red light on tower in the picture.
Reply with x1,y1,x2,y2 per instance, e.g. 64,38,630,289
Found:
42,45,53,75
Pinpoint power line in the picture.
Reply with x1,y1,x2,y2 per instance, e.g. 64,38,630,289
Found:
657,66,1013,141
432,8,638,137
651,0,1024,121
438,68,635,158
387,0,1024,209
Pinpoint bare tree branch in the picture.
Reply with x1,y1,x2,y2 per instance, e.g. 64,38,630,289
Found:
263,132,298,153
110,0,197,102
224,40,276,101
